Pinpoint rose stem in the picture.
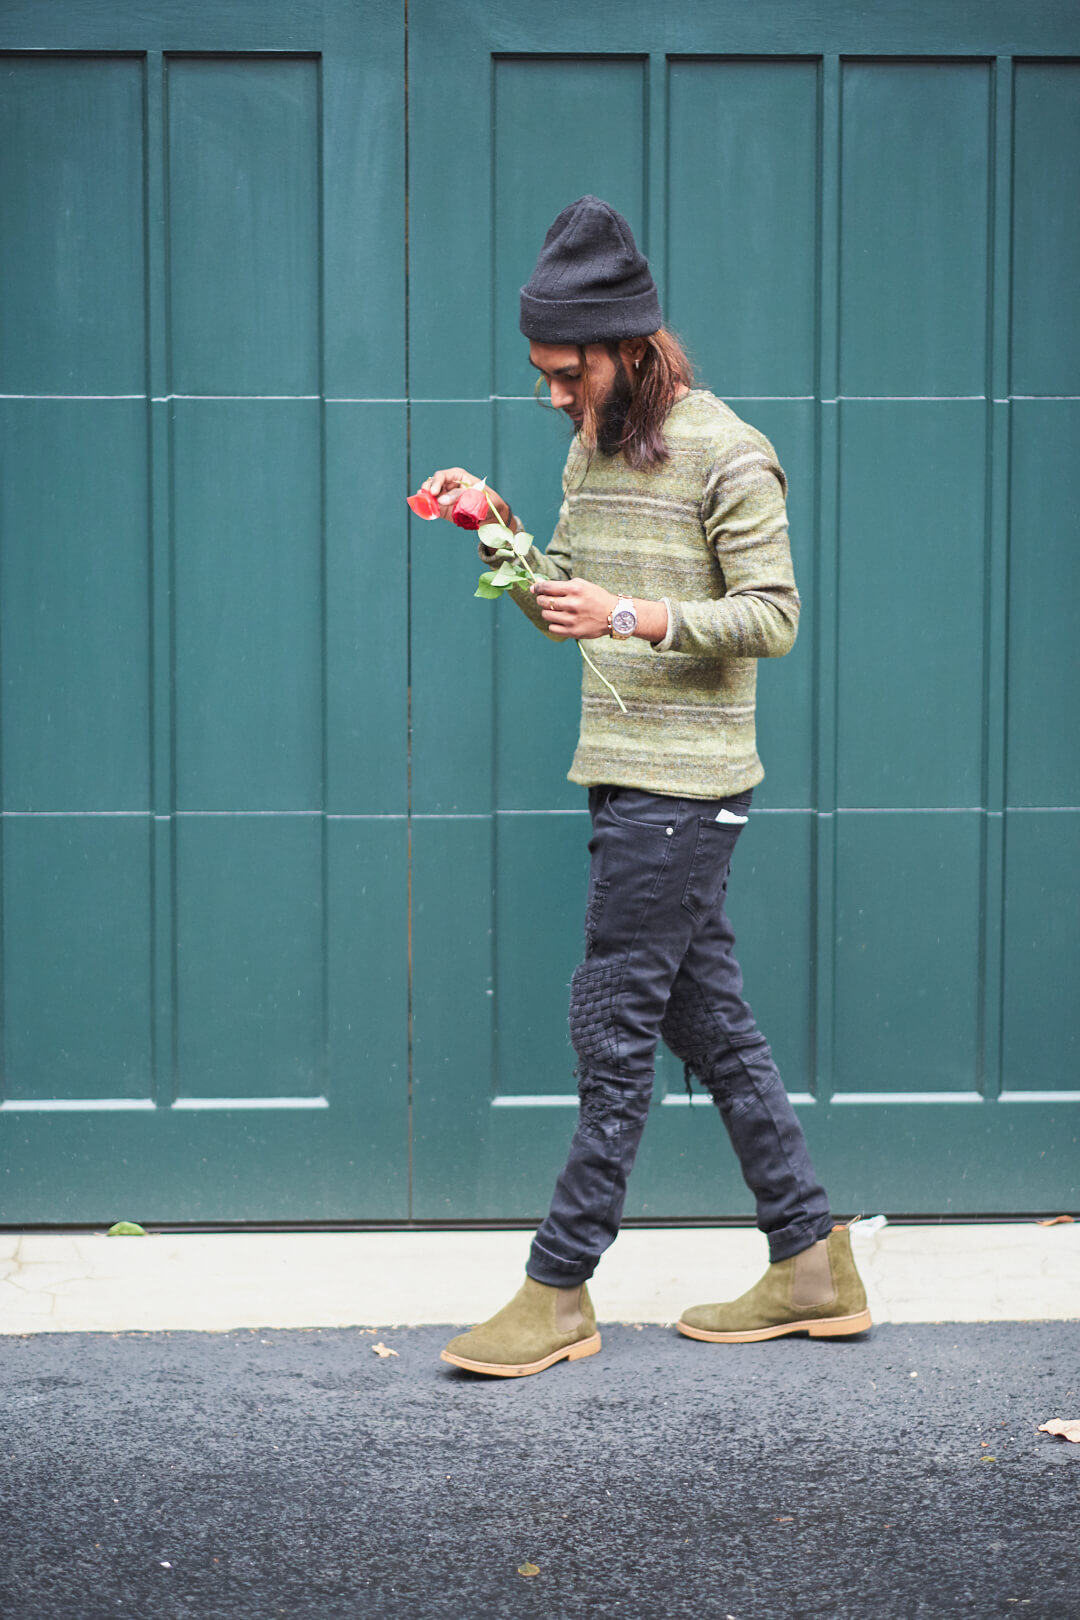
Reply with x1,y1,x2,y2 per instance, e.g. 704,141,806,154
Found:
483,494,628,714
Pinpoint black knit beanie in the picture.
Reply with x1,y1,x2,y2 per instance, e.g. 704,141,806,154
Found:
519,195,662,345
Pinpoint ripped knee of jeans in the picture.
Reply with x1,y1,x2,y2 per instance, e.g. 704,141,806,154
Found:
576,1066,652,1141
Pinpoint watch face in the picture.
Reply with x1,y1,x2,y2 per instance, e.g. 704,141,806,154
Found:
612,607,637,636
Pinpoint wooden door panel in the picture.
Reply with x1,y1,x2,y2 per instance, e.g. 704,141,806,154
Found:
0,3,408,1222
408,0,1080,1219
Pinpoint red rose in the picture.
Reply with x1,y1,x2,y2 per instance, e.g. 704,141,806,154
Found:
451,484,491,530
406,488,440,521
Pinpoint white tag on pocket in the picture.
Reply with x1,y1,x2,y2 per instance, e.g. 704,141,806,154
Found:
715,808,748,824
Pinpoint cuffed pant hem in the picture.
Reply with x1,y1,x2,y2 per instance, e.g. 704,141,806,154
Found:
766,1212,835,1264
526,1238,597,1289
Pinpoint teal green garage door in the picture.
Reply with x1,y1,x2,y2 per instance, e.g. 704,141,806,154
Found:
1,0,1077,1225
407,0,1080,1219
0,2,409,1220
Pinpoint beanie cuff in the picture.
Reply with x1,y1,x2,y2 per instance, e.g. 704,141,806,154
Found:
519,287,662,345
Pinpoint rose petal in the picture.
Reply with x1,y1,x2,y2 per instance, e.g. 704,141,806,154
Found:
406,490,441,520
451,486,491,530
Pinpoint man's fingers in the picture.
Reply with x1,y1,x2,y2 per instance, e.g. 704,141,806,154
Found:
423,467,475,498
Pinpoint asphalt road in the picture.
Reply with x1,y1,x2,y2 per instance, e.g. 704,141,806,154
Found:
1,1322,1077,1619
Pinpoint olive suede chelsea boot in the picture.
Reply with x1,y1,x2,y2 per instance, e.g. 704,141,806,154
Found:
677,1223,871,1343
441,1276,601,1377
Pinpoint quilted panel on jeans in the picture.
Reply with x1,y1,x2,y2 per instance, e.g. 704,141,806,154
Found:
568,956,623,1066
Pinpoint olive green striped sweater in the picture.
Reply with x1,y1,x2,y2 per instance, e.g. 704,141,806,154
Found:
505,389,800,798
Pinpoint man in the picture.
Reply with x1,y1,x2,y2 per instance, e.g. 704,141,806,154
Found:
422,196,869,1378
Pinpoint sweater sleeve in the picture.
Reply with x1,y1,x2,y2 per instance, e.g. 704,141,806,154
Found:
477,460,574,642
653,436,801,660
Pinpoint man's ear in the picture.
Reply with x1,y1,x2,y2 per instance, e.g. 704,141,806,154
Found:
620,337,647,370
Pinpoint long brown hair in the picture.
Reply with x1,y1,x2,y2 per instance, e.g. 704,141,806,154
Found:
577,327,695,471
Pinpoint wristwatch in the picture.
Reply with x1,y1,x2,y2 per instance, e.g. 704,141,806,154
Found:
608,596,638,639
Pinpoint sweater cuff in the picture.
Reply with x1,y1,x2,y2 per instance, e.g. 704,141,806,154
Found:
650,597,678,652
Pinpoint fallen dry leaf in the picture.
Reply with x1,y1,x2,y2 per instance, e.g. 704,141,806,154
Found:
1037,1215,1075,1226
370,1342,398,1359
1038,1419,1080,1442
517,1562,540,1578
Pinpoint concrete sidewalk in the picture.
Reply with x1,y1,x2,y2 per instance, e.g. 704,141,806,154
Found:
1,1220,1077,1333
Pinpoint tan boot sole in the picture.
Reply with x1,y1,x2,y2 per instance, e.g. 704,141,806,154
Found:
677,1309,872,1344
440,1330,602,1378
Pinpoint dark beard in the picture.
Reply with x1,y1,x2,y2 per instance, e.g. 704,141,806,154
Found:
594,362,635,456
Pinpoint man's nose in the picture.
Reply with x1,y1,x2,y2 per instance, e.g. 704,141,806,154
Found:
550,380,575,411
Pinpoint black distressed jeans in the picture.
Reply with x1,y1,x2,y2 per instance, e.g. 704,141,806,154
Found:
527,784,833,1288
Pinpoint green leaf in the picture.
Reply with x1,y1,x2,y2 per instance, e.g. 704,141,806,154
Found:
477,522,506,546
511,530,534,556
107,1221,147,1236
474,579,504,599
490,560,526,587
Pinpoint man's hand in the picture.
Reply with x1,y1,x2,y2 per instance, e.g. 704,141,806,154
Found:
530,579,668,643
421,468,513,530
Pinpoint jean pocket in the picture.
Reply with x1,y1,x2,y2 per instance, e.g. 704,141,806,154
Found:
709,790,753,819
681,817,745,920
603,787,677,830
